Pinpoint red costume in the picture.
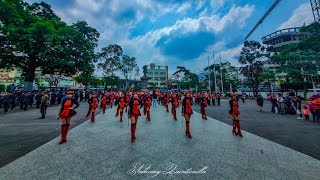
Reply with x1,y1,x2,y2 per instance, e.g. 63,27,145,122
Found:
86,93,99,123
117,97,126,122
128,97,143,142
146,95,152,121
200,95,208,120
171,96,179,120
229,96,242,137
110,94,114,108
182,97,193,138
100,94,108,113
165,94,170,112
58,97,79,144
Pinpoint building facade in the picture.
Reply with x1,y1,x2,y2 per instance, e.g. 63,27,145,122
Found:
146,63,168,87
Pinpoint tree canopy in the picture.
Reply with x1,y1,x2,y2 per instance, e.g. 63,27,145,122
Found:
0,0,99,90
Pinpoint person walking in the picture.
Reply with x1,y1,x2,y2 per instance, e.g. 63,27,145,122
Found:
57,91,79,144
294,96,303,120
200,93,208,120
23,92,32,111
86,92,99,123
217,93,221,106
257,94,264,112
35,92,42,109
152,91,157,108
171,93,179,121
182,91,193,138
229,94,243,137
39,91,49,119
307,97,316,122
128,92,143,142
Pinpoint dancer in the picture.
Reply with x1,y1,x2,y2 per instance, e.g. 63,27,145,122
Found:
182,91,193,138
171,93,179,120
128,92,143,142
145,93,152,121
86,92,99,123
164,93,170,112
200,93,208,120
117,94,126,122
100,92,108,114
57,91,79,144
229,94,243,137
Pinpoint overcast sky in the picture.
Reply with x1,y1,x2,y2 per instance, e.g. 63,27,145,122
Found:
25,0,314,77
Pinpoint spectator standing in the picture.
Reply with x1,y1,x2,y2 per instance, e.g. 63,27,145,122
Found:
257,94,264,112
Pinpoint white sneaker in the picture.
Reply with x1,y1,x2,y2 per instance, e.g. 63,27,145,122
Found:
297,117,302,120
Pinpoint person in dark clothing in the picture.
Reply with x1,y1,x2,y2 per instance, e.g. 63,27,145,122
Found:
79,91,84,102
35,92,42,109
57,91,63,105
3,93,12,113
39,91,49,119
50,92,57,105
29,92,35,107
74,92,79,102
257,94,264,112
19,92,25,109
23,92,32,111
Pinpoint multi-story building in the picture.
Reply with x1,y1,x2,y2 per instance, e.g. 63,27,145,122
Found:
146,63,168,87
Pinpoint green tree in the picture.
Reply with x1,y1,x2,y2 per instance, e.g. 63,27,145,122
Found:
238,40,269,96
0,1,99,90
119,55,139,88
103,75,121,90
173,66,199,90
98,44,123,76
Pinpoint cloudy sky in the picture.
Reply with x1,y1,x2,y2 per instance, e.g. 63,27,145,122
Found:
25,0,314,76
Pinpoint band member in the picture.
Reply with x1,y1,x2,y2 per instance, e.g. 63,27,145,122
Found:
145,93,152,121
117,94,126,122
86,92,99,123
164,93,170,112
142,92,148,116
128,92,143,142
229,94,243,137
39,91,49,119
200,93,208,120
110,93,114,108
217,93,221,106
57,91,79,144
100,92,108,114
182,91,193,138
125,93,130,113
171,93,179,120
177,93,181,106
212,93,216,106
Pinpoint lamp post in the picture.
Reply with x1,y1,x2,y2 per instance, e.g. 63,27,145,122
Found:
208,56,211,94
219,53,224,94
213,51,217,93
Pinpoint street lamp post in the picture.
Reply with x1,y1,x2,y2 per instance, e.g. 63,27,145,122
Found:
219,53,224,95
208,56,211,94
213,51,217,93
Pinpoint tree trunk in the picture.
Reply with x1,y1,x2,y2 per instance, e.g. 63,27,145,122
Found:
24,67,36,91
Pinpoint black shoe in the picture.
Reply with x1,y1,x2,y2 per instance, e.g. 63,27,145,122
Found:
38,116,45,119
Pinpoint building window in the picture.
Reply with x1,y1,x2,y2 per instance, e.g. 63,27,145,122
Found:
154,77,159,81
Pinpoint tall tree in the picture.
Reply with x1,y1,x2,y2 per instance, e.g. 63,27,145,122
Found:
119,55,139,88
0,0,99,90
98,44,123,76
238,40,269,95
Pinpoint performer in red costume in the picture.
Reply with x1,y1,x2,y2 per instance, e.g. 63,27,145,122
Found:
171,93,179,120
100,92,108,114
86,92,99,123
145,93,152,121
177,93,181,106
229,94,243,137
110,93,114,108
182,91,193,138
57,91,79,144
200,93,208,120
164,93,170,112
128,92,143,142
116,94,126,122
125,93,130,113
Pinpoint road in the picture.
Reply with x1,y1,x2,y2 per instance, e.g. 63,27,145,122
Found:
0,102,102,168
193,99,320,160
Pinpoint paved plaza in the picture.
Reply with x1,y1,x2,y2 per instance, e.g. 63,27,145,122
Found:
1,103,320,180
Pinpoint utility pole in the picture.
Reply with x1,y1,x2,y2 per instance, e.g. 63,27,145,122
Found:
219,53,224,94
213,51,217,93
208,56,211,94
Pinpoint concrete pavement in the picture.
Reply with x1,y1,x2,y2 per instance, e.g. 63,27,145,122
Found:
0,104,319,180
